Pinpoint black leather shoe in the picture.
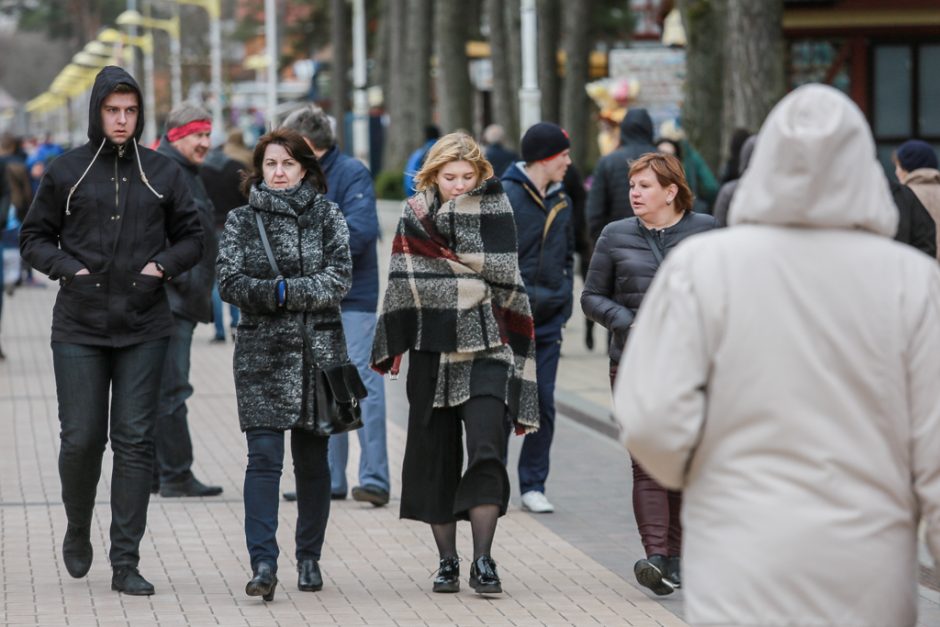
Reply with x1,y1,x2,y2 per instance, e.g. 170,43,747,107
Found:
297,559,323,592
159,476,223,498
469,555,502,594
432,557,460,593
62,525,93,579
282,491,297,502
634,554,676,596
665,556,681,588
245,562,277,601
351,485,389,507
111,566,155,596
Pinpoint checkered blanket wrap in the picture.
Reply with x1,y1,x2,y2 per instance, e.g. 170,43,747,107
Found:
371,180,539,433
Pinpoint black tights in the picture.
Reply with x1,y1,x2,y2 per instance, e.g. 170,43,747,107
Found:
431,504,500,560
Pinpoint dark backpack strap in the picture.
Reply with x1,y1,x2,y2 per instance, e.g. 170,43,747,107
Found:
253,210,281,277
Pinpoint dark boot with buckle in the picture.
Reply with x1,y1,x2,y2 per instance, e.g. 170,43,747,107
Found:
469,555,502,594
62,525,93,579
432,557,460,593
111,566,155,596
634,554,676,596
245,562,277,601
297,559,323,592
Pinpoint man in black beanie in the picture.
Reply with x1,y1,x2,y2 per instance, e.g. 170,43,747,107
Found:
501,122,575,514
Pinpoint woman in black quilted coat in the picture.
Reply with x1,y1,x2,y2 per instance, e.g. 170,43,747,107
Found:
217,129,352,601
581,152,716,597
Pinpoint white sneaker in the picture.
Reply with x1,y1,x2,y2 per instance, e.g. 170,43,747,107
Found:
520,490,555,513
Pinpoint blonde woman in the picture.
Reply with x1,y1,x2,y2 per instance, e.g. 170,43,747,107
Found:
371,133,538,595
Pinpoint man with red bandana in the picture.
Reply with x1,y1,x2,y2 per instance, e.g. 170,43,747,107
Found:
153,103,224,498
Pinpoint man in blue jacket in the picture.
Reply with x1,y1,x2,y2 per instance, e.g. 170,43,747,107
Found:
282,105,389,506
501,122,575,514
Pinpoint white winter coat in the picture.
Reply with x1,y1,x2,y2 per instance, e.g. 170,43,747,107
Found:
613,84,940,627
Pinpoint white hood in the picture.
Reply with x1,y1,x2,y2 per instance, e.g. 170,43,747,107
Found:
729,83,897,237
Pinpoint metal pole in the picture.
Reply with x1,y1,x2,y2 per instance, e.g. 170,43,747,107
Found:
209,10,224,131
169,2,182,108
144,37,158,144
518,0,541,133
351,0,369,166
265,0,278,127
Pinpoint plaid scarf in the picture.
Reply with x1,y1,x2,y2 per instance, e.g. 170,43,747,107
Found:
371,179,539,433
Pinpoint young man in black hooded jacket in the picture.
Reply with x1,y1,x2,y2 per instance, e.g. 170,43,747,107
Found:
20,66,203,596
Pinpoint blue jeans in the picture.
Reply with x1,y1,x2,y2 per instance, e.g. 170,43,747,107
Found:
517,333,562,494
327,309,389,494
154,315,196,485
244,428,331,572
51,338,169,567
211,280,239,339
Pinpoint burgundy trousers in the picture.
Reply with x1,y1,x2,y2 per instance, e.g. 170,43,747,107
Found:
611,362,682,558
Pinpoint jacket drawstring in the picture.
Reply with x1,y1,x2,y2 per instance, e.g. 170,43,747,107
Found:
65,138,107,216
133,138,164,200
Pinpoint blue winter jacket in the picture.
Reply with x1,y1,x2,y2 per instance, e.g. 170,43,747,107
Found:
502,163,575,337
320,145,380,311
402,140,435,195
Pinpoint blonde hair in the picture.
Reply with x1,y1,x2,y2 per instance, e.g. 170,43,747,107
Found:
629,152,694,213
413,132,494,192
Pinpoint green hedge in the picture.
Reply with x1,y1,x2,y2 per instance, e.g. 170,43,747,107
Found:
374,170,405,200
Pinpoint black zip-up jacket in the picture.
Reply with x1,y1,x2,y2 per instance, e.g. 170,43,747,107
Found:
20,66,203,347
158,138,218,323
502,163,575,336
581,211,716,362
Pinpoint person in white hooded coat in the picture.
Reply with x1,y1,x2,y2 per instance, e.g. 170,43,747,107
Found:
613,84,940,626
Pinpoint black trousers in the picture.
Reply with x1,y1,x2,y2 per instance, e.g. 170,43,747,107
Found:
400,350,510,524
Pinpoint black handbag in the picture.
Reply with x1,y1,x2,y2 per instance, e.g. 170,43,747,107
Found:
254,210,366,435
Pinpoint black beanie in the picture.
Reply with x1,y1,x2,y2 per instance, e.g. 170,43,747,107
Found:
521,122,570,163
896,139,939,171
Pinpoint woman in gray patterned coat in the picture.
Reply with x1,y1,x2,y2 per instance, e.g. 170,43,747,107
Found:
217,129,352,601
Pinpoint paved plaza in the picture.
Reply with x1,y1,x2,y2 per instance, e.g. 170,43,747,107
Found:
0,200,937,626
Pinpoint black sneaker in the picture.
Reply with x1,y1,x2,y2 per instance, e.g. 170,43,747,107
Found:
634,555,676,596
469,555,502,594
159,476,223,498
112,566,155,596
351,485,389,507
432,557,460,593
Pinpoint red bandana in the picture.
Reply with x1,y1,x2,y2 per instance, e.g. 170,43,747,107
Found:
167,119,212,142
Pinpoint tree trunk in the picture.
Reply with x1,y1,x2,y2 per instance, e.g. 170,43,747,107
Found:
434,0,473,133
561,0,590,169
381,0,412,172
486,0,517,147
537,0,560,124
677,0,726,173
722,0,785,162
503,1,523,133
331,0,349,150
405,0,433,145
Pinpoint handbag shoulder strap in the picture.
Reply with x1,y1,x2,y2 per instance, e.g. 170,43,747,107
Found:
254,210,281,277
640,226,665,268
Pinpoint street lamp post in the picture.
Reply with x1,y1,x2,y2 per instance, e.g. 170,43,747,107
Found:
519,0,541,133
177,0,224,133
351,0,370,166
117,8,182,109
264,0,278,127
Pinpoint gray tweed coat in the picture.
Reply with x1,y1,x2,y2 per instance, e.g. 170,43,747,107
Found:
217,182,352,432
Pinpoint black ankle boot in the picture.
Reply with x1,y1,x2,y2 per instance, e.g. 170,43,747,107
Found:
634,554,675,596
111,566,155,596
62,525,93,579
245,562,277,601
665,556,681,588
469,555,502,594
432,557,460,593
297,559,323,592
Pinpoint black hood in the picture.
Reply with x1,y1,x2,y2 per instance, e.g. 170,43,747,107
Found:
619,108,654,146
87,66,145,145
